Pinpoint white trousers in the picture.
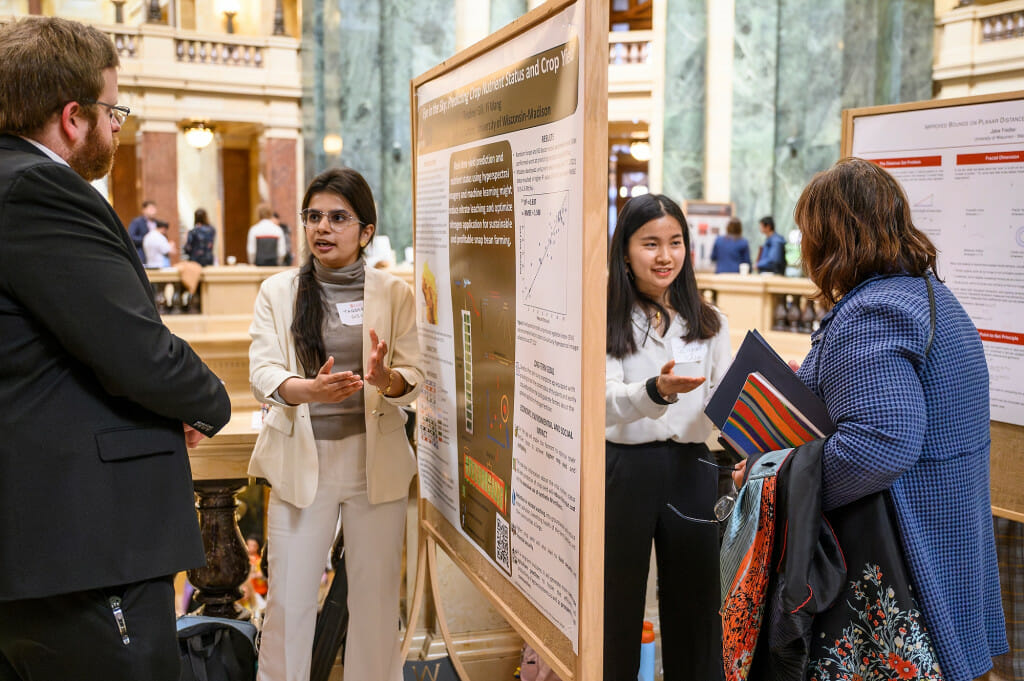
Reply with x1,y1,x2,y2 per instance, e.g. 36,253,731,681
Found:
257,434,406,681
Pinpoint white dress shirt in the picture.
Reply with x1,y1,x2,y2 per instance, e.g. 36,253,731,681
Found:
606,306,732,445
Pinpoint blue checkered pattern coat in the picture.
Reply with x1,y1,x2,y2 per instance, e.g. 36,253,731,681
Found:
797,273,1008,681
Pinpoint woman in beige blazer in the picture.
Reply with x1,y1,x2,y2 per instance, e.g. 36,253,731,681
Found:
249,168,422,681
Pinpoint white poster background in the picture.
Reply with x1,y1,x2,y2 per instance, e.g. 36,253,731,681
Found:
851,99,1024,426
413,2,585,647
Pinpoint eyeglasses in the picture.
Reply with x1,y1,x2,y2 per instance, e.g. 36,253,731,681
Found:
81,99,130,126
666,457,741,525
300,209,364,232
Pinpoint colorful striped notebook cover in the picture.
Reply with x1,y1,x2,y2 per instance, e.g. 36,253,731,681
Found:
719,371,829,458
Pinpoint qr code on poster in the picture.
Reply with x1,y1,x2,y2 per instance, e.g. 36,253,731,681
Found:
494,513,511,574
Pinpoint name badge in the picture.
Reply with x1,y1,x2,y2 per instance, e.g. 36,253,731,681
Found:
670,337,707,366
336,301,364,326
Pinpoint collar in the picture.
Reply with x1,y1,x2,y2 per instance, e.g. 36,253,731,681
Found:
313,257,366,286
810,272,922,343
19,136,68,166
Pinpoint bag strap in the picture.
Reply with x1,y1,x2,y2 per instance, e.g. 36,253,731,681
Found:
923,274,935,360
187,634,213,681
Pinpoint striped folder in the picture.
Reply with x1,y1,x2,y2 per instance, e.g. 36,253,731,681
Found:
719,371,828,458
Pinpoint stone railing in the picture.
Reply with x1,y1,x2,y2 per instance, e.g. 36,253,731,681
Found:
935,0,1024,94
981,9,1024,41
609,29,652,65
175,36,264,67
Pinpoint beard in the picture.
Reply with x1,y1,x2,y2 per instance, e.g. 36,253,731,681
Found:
68,121,118,181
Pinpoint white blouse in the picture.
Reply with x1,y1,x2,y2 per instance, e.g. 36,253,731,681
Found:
605,306,732,445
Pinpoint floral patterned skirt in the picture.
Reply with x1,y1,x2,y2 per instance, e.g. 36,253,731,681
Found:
807,493,944,681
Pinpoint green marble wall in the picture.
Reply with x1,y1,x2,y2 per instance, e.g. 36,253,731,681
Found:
661,0,707,205
491,0,528,34
729,0,933,242
729,0,778,240
304,0,455,257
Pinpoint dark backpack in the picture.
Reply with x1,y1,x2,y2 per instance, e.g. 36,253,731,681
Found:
177,615,258,681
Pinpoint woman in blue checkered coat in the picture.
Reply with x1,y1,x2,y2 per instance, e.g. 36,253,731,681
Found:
792,158,1007,680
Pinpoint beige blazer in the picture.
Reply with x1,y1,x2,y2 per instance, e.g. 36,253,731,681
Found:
248,265,422,507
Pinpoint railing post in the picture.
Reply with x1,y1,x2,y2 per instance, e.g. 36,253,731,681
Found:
188,479,252,620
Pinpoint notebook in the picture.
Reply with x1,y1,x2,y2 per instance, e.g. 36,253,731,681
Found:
705,330,835,462
719,371,829,459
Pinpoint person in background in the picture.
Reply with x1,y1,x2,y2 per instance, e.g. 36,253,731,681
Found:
785,157,1005,680
129,198,158,262
0,17,231,680
273,211,294,266
247,203,287,266
143,219,173,268
184,208,216,266
710,216,751,273
249,167,422,681
755,215,786,274
604,193,732,681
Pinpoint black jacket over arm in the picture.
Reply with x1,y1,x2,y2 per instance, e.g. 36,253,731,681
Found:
0,134,231,600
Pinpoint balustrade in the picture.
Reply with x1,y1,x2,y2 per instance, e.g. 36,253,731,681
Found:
608,31,652,65
176,38,264,67
982,10,1024,41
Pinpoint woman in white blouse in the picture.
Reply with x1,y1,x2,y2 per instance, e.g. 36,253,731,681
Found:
604,194,732,681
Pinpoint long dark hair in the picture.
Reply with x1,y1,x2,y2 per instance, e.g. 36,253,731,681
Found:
607,194,720,359
796,157,937,305
291,167,377,377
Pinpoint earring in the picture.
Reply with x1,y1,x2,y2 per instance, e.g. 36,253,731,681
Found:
359,240,367,248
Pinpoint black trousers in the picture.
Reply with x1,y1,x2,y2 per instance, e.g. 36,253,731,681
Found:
0,576,179,681
604,440,723,681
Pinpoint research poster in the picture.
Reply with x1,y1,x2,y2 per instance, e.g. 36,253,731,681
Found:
413,2,585,647
851,97,1024,426
683,201,733,272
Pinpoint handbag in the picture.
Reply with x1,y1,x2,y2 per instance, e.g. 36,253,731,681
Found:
177,615,258,681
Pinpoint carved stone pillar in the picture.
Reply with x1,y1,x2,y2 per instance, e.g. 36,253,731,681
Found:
188,480,252,620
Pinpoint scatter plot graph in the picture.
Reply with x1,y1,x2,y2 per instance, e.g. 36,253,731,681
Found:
519,190,569,315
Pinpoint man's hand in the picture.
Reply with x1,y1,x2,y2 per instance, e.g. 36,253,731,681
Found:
184,424,204,449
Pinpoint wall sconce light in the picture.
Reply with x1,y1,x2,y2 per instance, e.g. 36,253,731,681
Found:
629,140,652,162
184,122,214,149
224,10,237,33
322,134,343,155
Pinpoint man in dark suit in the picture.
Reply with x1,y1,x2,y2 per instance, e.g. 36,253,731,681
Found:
128,198,159,262
0,17,231,681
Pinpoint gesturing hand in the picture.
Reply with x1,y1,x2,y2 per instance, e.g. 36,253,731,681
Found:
364,328,391,392
655,360,706,397
308,356,363,403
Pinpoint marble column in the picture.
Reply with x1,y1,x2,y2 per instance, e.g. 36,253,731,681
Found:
729,0,778,240
303,0,455,260
661,0,707,204
491,0,527,33
379,0,454,260
264,137,299,257
136,129,179,258
722,0,933,238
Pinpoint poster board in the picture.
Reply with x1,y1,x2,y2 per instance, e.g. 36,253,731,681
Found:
843,92,1024,520
409,1,607,678
682,200,734,272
